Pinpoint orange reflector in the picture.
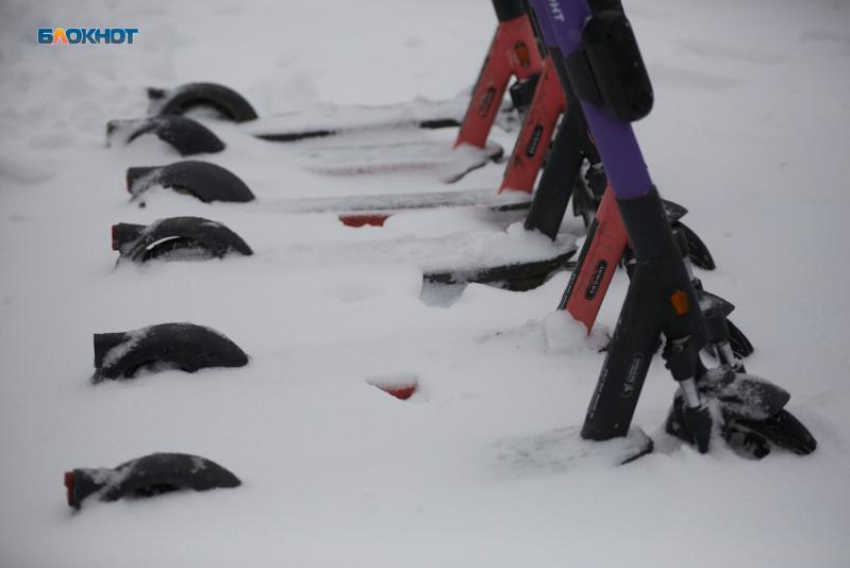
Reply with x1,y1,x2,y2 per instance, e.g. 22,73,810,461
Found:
670,290,690,316
514,41,531,68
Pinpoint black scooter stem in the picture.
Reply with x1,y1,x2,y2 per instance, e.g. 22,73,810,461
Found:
523,30,603,239
582,189,706,439
532,0,707,441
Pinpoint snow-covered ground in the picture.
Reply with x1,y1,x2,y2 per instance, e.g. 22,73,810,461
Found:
2,0,849,566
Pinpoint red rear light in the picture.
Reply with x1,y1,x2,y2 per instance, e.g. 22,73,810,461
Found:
368,376,418,401
339,214,390,228
64,471,75,507
381,384,417,400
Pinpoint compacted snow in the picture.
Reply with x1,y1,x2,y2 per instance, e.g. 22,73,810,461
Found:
1,0,849,566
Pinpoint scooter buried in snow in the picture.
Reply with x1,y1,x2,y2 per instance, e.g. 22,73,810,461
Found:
109,129,714,293
102,1,578,290
528,0,815,462
108,119,712,297
109,215,578,292
107,116,505,184
113,83,715,288
111,0,717,263
122,159,534,227
106,0,545,184
107,0,722,296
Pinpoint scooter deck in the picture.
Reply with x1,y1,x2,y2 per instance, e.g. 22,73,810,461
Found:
295,135,504,183
125,163,533,226
243,93,489,143
262,230,576,290
114,221,577,292
270,186,531,216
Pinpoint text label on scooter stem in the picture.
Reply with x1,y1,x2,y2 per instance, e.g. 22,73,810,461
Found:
547,0,566,21
621,354,644,398
584,260,608,300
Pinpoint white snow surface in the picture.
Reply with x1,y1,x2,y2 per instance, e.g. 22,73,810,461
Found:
2,0,850,566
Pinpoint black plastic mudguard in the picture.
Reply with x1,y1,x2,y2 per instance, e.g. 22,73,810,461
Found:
65,453,241,509
673,220,716,271
126,160,255,203
107,116,225,156
92,322,249,382
112,217,252,262
661,199,688,223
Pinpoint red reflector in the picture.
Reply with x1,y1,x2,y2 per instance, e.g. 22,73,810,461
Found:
367,375,418,401
339,214,390,228
381,384,417,400
111,225,119,251
64,471,75,507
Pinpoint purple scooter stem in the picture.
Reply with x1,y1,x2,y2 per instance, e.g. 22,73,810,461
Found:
528,0,816,458
529,0,652,200
530,0,560,48
532,0,710,447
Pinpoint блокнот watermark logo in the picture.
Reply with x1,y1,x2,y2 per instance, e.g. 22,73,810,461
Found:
38,28,139,45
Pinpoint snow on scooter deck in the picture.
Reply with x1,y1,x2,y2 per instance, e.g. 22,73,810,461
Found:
292,134,504,183
113,218,577,291
261,229,576,288
268,186,531,217
108,117,504,184
126,162,532,226
244,93,499,142
147,84,517,143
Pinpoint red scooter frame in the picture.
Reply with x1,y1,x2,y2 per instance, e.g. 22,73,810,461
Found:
498,54,565,193
455,0,543,149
